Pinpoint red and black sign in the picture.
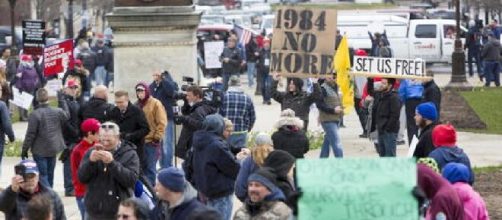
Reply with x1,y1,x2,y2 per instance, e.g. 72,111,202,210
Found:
22,20,46,56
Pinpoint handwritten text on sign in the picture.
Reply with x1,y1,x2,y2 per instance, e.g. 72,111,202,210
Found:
353,56,427,78
296,158,418,220
271,7,337,78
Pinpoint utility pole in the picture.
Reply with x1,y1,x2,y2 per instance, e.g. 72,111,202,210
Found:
67,0,74,39
8,0,18,55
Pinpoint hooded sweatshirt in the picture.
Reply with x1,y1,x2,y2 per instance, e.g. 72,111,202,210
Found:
418,164,464,220
191,114,240,199
150,183,207,220
135,82,168,143
263,150,298,214
271,78,318,122
442,163,490,220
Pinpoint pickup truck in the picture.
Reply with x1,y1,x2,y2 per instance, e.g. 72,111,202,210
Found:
338,13,467,64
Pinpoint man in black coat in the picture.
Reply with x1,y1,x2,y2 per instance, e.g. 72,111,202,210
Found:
423,78,441,119
174,86,216,159
413,102,439,159
107,90,149,169
79,85,114,122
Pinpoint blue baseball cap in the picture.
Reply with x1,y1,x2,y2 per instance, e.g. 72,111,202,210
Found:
19,160,39,175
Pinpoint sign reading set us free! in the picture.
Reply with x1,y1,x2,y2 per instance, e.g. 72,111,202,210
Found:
270,6,337,78
353,56,431,79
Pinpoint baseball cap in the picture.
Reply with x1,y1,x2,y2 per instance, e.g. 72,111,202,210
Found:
66,80,79,88
19,160,39,175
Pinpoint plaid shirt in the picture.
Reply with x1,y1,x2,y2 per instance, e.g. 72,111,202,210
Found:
220,87,256,132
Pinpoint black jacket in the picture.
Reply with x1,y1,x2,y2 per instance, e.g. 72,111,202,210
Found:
271,79,317,121
59,93,81,145
371,90,401,133
220,46,242,74
78,141,140,219
271,126,309,158
423,80,441,118
79,97,114,122
175,102,216,158
481,38,502,61
246,40,259,63
257,48,271,76
414,123,437,159
107,102,150,149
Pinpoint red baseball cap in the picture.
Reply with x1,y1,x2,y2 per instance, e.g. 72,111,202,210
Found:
66,80,79,88
74,59,83,66
81,118,101,133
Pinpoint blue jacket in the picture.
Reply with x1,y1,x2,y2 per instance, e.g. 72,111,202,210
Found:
398,79,424,102
429,146,475,185
0,101,14,142
149,76,178,119
191,114,240,199
235,156,260,202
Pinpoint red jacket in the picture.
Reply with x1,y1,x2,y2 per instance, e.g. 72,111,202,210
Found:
71,139,95,197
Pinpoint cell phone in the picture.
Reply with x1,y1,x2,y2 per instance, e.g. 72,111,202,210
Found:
14,164,26,180
95,144,104,151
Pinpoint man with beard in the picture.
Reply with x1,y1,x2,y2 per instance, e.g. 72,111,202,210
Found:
413,102,439,159
234,167,292,220
0,160,66,220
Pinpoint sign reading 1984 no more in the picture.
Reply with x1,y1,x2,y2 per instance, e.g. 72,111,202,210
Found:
271,7,337,78
22,20,46,56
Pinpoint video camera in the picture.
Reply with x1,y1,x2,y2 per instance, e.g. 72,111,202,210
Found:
176,76,222,108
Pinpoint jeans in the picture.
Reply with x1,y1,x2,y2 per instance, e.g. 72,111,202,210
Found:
76,197,86,220
483,61,501,87
467,49,482,77
143,143,160,186
261,74,271,102
377,132,397,157
33,155,56,188
160,121,174,168
0,139,4,176
228,132,248,149
319,122,343,158
207,195,233,220
223,72,238,91
94,66,107,86
63,155,74,193
246,62,256,87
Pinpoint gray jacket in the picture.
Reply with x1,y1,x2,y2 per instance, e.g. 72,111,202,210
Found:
22,103,69,157
481,39,502,61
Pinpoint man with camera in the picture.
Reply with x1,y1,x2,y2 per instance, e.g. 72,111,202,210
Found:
0,160,66,220
78,122,140,220
174,85,217,159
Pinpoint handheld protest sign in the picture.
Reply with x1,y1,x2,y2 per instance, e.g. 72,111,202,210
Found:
352,56,432,80
22,20,46,56
43,39,74,77
297,158,418,220
270,6,337,79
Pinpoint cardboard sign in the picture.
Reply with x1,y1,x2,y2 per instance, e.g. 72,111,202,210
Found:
204,41,225,69
297,158,418,220
270,6,337,78
22,20,46,56
9,88,34,110
43,39,74,77
352,56,430,79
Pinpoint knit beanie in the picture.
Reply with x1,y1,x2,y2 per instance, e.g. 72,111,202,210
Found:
247,167,278,191
264,150,296,178
416,102,438,122
417,157,440,174
442,162,471,184
254,132,273,146
432,124,457,147
157,167,185,192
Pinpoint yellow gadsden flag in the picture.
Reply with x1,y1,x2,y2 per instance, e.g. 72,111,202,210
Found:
334,36,354,115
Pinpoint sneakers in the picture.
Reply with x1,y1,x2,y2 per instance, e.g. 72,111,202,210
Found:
359,133,368,138
65,191,75,197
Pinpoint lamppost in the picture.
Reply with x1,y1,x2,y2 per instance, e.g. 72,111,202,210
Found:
447,0,471,89
8,0,18,55
67,0,74,39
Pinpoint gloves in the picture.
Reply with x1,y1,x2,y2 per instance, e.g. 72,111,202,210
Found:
21,150,28,160
174,115,186,125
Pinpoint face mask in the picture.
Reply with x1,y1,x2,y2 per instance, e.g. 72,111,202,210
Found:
189,102,195,107
374,82,383,91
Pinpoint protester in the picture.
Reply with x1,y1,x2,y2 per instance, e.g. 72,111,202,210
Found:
263,150,298,215
481,32,501,87
257,38,272,104
422,76,442,119
0,59,11,104
188,114,240,220
92,38,113,86
149,70,178,168
271,109,308,159
220,36,243,91
0,48,16,82
429,124,475,184
78,122,140,220
442,163,490,220
174,85,216,159
399,79,424,144
413,102,439,159
62,59,89,103
465,20,483,80
316,77,344,158
233,168,292,220
79,85,114,122
0,160,66,220
417,164,464,220
151,167,209,220
135,83,167,185
24,194,53,220
15,54,39,121
271,73,318,130
245,35,259,88
220,75,256,149
368,31,389,56
76,41,96,82
378,39,392,58
108,90,150,169
70,118,100,219
117,198,150,220
22,88,69,188
235,133,274,202
0,80,14,173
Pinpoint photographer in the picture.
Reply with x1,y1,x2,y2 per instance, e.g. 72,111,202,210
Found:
0,160,66,220
174,86,217,159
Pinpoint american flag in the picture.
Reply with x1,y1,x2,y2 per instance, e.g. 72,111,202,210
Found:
233,24,254,45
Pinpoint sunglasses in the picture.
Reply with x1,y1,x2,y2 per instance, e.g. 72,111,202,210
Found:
136,89,145,92
101,124,116,130
116,214,130,219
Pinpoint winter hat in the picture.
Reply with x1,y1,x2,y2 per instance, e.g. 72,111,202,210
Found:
229,75,240,87
275,109,304,130
254,132,273,146
442,162,471,184
264,150,296,178
20,54,33,62
157,167,186,192
432,124,457,147
247,167,278,191
417,157,440,174
416,102,438,122
81,118,101,133
135,82,151,108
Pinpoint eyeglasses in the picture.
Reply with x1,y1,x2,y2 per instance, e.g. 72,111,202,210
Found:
116,214,130,219
101,124,116,130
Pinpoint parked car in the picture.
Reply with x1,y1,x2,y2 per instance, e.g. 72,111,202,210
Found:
0,26,23,52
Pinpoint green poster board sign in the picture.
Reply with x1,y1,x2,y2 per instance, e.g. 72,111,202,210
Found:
297,158,418,220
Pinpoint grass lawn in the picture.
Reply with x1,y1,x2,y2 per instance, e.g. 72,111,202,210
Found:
460,87,502,135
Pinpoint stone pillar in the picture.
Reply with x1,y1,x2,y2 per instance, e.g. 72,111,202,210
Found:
107,5,201,96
